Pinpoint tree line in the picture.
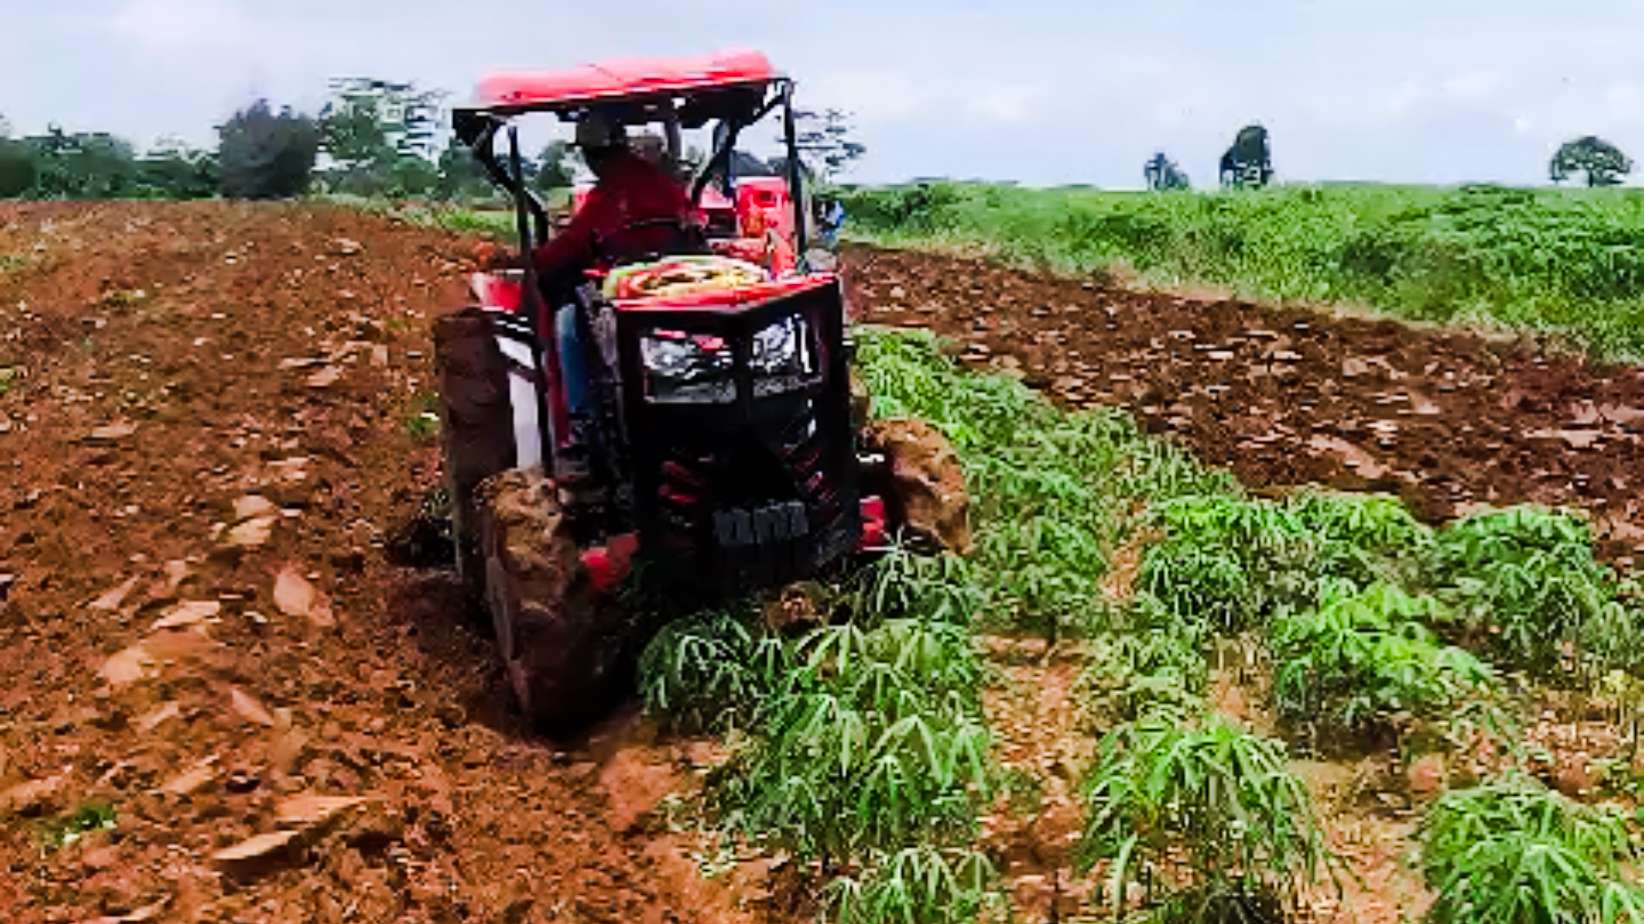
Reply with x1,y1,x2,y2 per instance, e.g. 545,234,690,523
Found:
1144,126,1634,191
0,81,576,202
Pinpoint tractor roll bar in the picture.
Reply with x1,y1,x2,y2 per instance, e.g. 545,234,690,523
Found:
466,117,551,243
506,124,555,459
781,82,809,266
457,74,809,272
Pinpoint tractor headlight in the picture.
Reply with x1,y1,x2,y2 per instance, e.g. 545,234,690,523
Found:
641,331,734,404
750,316,819,397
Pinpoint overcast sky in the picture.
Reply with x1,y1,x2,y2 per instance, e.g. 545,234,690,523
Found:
3,0,1643,188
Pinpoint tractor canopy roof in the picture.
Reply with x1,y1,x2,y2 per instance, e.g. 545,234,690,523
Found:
453,49,782,142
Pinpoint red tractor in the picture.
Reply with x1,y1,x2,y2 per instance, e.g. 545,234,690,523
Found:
437,51,966,730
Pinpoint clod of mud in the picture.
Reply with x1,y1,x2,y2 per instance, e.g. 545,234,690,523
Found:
211,830,305,876
274,794,366,829
0,771,71,815
228,688,277,727
160,758,216,796
864,416,973,553
220,515,276,550
149,600,220,631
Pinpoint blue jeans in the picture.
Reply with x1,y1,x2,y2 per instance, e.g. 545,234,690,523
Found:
556,305,592,420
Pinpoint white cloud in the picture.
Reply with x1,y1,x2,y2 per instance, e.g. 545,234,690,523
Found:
966,83,1047,124
1513,114,1534,134
1384,79,1427,116
1605,82,1642,119
1441,69,1500,101
805,69,932,123
104,0,255,51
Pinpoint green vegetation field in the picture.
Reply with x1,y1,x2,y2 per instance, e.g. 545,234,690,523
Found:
838,183,1644,361
636,329,1644,923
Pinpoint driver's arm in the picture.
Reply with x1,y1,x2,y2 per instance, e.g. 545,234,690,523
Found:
531,185,617,279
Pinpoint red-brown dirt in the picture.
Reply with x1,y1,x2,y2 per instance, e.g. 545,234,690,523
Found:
0,202,770,923
845,244,1644,565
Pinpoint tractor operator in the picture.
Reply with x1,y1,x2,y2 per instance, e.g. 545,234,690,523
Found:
510,111,692,472
531,112,691,293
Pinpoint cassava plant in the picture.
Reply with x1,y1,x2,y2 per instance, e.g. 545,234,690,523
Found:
1139,492,1434,634
1079,596,1209,726
1075,715,1335,923
1137,495,1312,631
1289,490,1433,588
638,603,792,732
1428,506,1641,681
856,327,1225,643
855,540,984,626
715,617,992,872
1418,774,1644,924
826,846,1005,924
1268,581,1500,750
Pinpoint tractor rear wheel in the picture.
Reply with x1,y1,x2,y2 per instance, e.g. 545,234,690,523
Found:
864,417,972,554
434,308,515,595
475,467,634,731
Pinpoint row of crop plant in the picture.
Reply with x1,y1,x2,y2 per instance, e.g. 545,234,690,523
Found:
640,328,1644,924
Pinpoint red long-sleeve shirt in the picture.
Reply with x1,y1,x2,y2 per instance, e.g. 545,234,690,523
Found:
532,151,689,281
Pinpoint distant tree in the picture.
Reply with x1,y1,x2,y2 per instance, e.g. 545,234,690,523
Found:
0,120,214,200
1219,124,1273,188
1143,151,1190,190
1549,136,1633,187
319,96,395,173
434,136,494,200
24,128,139,198
0,142,36,197
322,78,445,160
386,154,439,198
791,108,866,182
218,100,320,199
0,114,36,197
137,138,219,199
317,79,447,197
534,140,576,190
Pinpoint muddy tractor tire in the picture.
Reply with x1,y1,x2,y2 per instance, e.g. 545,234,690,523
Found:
849,369,872,433
474,467,635,731
864,417,972,554
434,309,515,592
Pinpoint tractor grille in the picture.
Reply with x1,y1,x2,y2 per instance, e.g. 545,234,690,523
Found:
650,407,847,585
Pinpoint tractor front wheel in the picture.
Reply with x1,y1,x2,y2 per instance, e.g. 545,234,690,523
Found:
474,467,634,732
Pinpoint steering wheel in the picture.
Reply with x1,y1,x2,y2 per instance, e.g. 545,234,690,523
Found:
590,217,709,267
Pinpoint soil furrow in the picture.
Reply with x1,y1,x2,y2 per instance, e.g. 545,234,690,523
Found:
846,244,1644,565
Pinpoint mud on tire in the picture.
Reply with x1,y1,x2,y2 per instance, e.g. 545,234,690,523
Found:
864,417,972,554
475,467,636,732
433,308,515,592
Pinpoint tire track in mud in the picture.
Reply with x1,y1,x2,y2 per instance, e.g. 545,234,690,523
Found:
0,203,763,923
845,244,1644,564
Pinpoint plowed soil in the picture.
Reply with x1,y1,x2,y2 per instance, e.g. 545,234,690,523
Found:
0,203,770,923
845,244,1644,564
